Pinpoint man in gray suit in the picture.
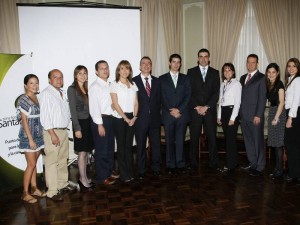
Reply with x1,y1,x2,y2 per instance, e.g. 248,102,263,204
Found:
240,54,267,176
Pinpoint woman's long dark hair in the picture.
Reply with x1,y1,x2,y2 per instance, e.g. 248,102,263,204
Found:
74,65,88,102
265,63,280,92
285,58,300,89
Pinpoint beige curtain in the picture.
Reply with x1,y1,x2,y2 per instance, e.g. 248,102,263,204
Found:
161,0,183,57
138,0,159,70
252,0,300,78
0,0,20,53
205,0,247,71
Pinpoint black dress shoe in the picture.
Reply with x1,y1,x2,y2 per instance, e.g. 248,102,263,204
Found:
241,165,252,171
78,180,94,192
249,169,263,177
178,167,186,174
48,193,63,202
59,184,77,194
167,168,177,175
284,175,296,182
138,173,145,180
153,171,161,177
296,178,300,185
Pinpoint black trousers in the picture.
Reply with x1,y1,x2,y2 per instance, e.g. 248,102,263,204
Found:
220,106,239,169
189,109,219,168
113,113,135,181
285,108,300,178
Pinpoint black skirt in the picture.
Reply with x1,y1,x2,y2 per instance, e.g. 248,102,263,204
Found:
73,117,94,152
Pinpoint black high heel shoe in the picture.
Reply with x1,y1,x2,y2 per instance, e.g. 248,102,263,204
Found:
78,180,94,192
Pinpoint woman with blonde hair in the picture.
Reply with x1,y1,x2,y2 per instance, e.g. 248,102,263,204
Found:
111,60,138,183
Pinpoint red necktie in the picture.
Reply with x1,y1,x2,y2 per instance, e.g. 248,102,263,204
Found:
246,73,251,84
145,77,151,97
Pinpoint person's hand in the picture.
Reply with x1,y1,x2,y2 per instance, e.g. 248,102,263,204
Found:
50,132,60,146
228,120,234,126
29,139,37,150
128,117,137,126
75,131,82,139
169,108,181,118
271,118,279,126
286,117,292,128
98,124,105,137
253,116,261,126
217,119,222,125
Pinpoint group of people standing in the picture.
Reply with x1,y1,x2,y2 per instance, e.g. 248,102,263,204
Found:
17,49,300,204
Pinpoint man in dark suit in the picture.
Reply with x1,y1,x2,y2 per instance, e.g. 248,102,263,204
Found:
133,56,161,179
187,48,220,170
160,53,191,174
240,54,266,176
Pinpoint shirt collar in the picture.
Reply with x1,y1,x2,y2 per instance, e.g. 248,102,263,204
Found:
170,71,179,76
141,73,152,81
248,70,258,76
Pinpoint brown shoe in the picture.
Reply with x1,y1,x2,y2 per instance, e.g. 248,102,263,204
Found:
21,192,37,204
103,178,116,185
48,193,63,202
31,186,46,197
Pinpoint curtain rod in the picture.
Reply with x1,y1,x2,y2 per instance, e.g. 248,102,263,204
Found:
17,1,141,10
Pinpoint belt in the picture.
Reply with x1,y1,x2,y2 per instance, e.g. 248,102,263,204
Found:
101,114,112,117
221,105,234,109
53,127,67,130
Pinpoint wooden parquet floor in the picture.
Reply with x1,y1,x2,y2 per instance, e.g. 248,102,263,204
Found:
1,150,300,225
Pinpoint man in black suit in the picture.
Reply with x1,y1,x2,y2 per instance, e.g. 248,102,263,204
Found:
240,54,266,176
133,56,161,179
160,54,191,174
187,48,220,170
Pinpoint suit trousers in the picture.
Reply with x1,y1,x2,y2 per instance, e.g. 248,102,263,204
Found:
135,124,161,174
164,117,187,169
189,109,219,168
43,129,69,198
113,113,135,181
285,108,300,178
240,119,265,171
91,117,115,183
220,106,239,169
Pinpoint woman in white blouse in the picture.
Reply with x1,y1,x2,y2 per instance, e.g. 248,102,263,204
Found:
111,60,138,183
217,63,242,173
284,58,300,184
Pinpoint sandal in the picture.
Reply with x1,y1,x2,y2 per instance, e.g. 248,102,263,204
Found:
31,186,46,197
22,192,37,204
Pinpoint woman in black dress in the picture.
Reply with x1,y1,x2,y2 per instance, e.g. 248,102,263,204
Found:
68,65,94,191
265,63,286,179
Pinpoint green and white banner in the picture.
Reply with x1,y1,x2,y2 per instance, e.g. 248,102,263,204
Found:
0,53,42,194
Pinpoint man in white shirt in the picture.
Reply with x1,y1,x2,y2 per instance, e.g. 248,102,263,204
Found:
39,69,74,202
89,60,116,185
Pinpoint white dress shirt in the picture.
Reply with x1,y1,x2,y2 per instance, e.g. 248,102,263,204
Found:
217,78,242,121
244,70,257,84
89,77,113,125
110,81,138,118
39,85,71,130
141,74,152,88
170,71,179,87
285,76,300,118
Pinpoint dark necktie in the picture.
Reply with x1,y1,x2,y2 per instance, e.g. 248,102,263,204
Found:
245,73,251,84
145,77,151,97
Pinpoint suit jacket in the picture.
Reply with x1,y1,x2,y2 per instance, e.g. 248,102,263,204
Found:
240,71,266,121
159,72,191,124
187,66,220,110
132,74,161,128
